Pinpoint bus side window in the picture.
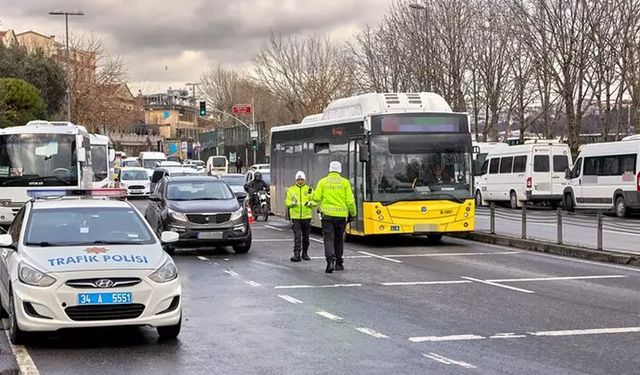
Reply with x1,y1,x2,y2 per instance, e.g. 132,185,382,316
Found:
489,158,499,174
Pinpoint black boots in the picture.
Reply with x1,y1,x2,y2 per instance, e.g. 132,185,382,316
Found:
290,251,301,262
301,250,310,261
335,260,344,271
325,258,335,273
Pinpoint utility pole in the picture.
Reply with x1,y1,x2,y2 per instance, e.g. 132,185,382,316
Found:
49,10,84,122
185,82,201,160
251,97,257,164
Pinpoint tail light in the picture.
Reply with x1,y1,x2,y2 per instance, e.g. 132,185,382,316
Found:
526,177,532,189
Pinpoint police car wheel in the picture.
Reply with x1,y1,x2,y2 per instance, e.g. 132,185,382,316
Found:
8,290,26,345
0,293,8,318
233,234,252,254
157,314,181,339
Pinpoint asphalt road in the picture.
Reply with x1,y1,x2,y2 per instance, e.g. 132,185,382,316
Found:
475,207,640,254
4,198,640,374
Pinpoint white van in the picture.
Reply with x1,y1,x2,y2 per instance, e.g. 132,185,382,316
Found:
139,151,167,178
564,140,640,217
475,140,572,208
207,155,229,175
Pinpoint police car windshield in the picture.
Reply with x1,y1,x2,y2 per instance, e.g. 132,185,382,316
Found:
24,207,155,246
166,181,234,201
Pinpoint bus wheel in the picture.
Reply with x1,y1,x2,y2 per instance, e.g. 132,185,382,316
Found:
427,233,443,243
564,193,575,212
615,196,628,218
509,192,519,209
475,191,483,207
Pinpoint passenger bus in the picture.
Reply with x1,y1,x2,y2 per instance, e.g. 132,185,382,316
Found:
89,134,115,188
270,93,475,240
0,121,93,225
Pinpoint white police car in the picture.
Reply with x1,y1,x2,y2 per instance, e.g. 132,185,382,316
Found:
0,189,182,344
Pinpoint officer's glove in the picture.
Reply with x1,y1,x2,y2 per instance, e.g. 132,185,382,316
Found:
292,198,298,205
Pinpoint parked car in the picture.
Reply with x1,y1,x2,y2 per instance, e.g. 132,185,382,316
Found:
118,167,151,197
219,173,248,203
475,140,572,208
150,167,201,193
144,176,251,254
564,139,640,217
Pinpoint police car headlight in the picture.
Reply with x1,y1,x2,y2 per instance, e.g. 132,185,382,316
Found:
149,259,178,283
168,209,188,222
19,262,56,287
230,207,244,221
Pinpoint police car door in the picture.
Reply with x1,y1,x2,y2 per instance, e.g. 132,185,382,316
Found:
0,207,25,300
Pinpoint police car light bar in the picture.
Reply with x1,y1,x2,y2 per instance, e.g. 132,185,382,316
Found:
27,189,128,199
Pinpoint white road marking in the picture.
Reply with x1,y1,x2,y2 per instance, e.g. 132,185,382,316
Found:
381,280,472,286
224,258,230,261
358,251,403,263
253,239,292,242
197,256,209,261
423,353,477,369
529,326,640,337
490,333,527,339
410,334,485,343
310,237,324,243
487,275,627,283
4,328,39,375
278,295,304,304
355,327,389,338
275,283,362,289
386,251,521,258
224,270,240,277
315,310,343,321
245,280,262,287
461,276,535,294
309,255,371,259
264,225,283,232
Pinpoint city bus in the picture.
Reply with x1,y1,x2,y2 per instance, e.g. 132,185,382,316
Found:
270,92,475,240
0,121,93,225
90,134,115,188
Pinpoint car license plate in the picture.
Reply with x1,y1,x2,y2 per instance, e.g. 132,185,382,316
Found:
77,292,132,305
198,232,223,239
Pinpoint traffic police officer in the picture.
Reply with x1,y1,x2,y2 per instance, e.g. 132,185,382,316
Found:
313,161,356,273
285,171,315,262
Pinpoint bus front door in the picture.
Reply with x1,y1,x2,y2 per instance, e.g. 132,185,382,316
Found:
348,139,365,233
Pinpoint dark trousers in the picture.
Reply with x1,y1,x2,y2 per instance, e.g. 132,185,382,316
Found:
321,216,346,262
292,219,311,254
236,166,242,173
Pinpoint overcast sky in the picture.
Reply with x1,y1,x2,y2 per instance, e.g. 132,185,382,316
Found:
0,0,390,93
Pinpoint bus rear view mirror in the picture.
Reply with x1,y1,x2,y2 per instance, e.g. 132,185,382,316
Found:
357,141,369,163
565,168,571,180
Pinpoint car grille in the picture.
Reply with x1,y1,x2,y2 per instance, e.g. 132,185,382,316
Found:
66,277,141,289
129,185,146,190
187,213,232,224
65,304,145,321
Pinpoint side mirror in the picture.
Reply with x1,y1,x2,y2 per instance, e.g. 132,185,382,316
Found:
109,149,116,162
77,147,87,163
160,231,179,244
357,140,369,163
565,168,571,180
0,234,14,248
149,194,162,202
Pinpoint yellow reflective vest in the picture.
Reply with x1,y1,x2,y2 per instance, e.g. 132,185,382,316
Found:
313,172,356,218
285,183,315,220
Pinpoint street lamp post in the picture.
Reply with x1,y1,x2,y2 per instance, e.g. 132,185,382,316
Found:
49,10,84,122
185,82,201,160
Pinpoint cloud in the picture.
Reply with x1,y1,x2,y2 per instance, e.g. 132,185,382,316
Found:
0,0,390,92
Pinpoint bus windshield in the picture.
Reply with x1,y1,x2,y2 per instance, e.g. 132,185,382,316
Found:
0,134,78,187
369,135,473,204
91,145,108,181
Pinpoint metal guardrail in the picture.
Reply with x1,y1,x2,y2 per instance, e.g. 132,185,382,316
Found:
476,204,640,252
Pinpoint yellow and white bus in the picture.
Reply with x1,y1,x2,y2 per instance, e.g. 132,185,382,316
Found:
270,92,475,240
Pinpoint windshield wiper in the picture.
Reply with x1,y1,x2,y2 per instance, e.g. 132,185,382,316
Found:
381,193,467,206
426,192,467,204
90,240,142,245
26,241,62,247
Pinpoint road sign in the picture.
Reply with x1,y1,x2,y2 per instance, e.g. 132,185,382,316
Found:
250,130,258,139
232,104,252,114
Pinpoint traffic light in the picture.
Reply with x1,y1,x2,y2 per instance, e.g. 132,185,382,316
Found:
251,138,258,150
199,101,206,116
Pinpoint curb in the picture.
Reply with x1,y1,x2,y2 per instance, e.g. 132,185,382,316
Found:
450,232,640,267
0,350,19,375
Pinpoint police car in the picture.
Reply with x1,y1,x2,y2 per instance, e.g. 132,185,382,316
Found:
0,189,182,344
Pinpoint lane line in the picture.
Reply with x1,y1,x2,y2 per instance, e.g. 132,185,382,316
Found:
275,283,362,289
278,295,304,304
309,255,371,259
410,334,485,343
224,270,240,277
310,238,324,244
253,239,292,242
487,275,627,283
245,280,262,287
197,256,209,261
385,251,521,258
529,326,640,337
355,327,389,339
4,328,39,375
315,310,343,321
381,280,472,286
264,225,284,232
490,333,527,339
461,276,535,294
357,251,403,264
423,353,477,369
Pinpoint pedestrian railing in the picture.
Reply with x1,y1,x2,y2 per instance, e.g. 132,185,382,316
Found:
476,204,640,253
